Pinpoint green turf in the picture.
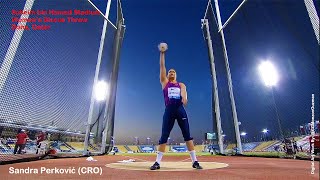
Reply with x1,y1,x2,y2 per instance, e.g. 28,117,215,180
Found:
243,151,285,157
115,152,215,156
116,151,312,158
243,151,313,158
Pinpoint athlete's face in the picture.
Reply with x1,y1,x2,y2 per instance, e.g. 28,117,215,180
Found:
168,69,176,80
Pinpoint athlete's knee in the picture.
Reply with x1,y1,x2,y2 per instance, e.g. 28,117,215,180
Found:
183,136,193,142
182,129,193,141
179,121,192,141
159,134,169,144
159,138,168,144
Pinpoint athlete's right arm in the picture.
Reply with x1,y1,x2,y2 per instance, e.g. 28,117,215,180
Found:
160,52,168,86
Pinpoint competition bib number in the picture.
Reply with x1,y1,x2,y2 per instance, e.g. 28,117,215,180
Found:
168,87,181,99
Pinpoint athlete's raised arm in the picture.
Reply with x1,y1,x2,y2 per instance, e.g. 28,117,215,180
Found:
158,43,168,87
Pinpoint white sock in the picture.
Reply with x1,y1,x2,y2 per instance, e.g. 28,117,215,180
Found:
189,150,197,163
156,151,163,164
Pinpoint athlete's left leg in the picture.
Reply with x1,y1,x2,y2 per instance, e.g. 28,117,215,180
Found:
177,106,203,169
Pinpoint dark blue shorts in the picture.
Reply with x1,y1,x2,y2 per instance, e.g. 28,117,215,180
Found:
159,105,193,144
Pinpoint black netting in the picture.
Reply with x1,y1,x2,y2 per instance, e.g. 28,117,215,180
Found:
203,0,319,154
204,2,238,151
0,0,116,162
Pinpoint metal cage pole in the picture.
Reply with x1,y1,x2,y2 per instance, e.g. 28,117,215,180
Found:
84,0,112,155
304,0,319,45
213,0,243,154
202,19,224,154
0,0,35,94
101,0,126,154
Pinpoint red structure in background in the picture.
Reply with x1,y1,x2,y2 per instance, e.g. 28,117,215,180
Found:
309,134,320,154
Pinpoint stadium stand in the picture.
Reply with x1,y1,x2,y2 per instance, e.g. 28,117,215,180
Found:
253,141,277,151
226,144,236,150
194,145,205,152
293,136,303,141
63,142,95,152
124,145,131,152
242,142,261,151
223,144,228,150
59,145,71,151
63,142,76,150
127,145,139,153
0,140,12,153
261,141,279,151
67,142,84,151
116,145,128,153
265,141,282,151
297,136,312,152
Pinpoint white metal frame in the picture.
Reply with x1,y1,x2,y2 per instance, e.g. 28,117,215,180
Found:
87,0,117,29
304,0,319,45
201,19,224,154
84,0,113,155
0,0,35,94
219,0,247,33
213,0,243,154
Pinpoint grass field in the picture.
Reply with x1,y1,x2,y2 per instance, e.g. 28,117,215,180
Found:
118,152,213,156
118,152,286,157
243,151,317,158
118,151,315,158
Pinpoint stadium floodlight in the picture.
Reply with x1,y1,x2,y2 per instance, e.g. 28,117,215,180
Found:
94,80,108,101
258,61,284,140
262,129,269,141
258,61,279,87
262,129,268,134
240,132,247,143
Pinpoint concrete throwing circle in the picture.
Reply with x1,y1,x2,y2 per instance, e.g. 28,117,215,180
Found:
106,161,229,171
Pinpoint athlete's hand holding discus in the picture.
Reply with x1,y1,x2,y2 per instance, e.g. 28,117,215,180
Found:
157,42,188,106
